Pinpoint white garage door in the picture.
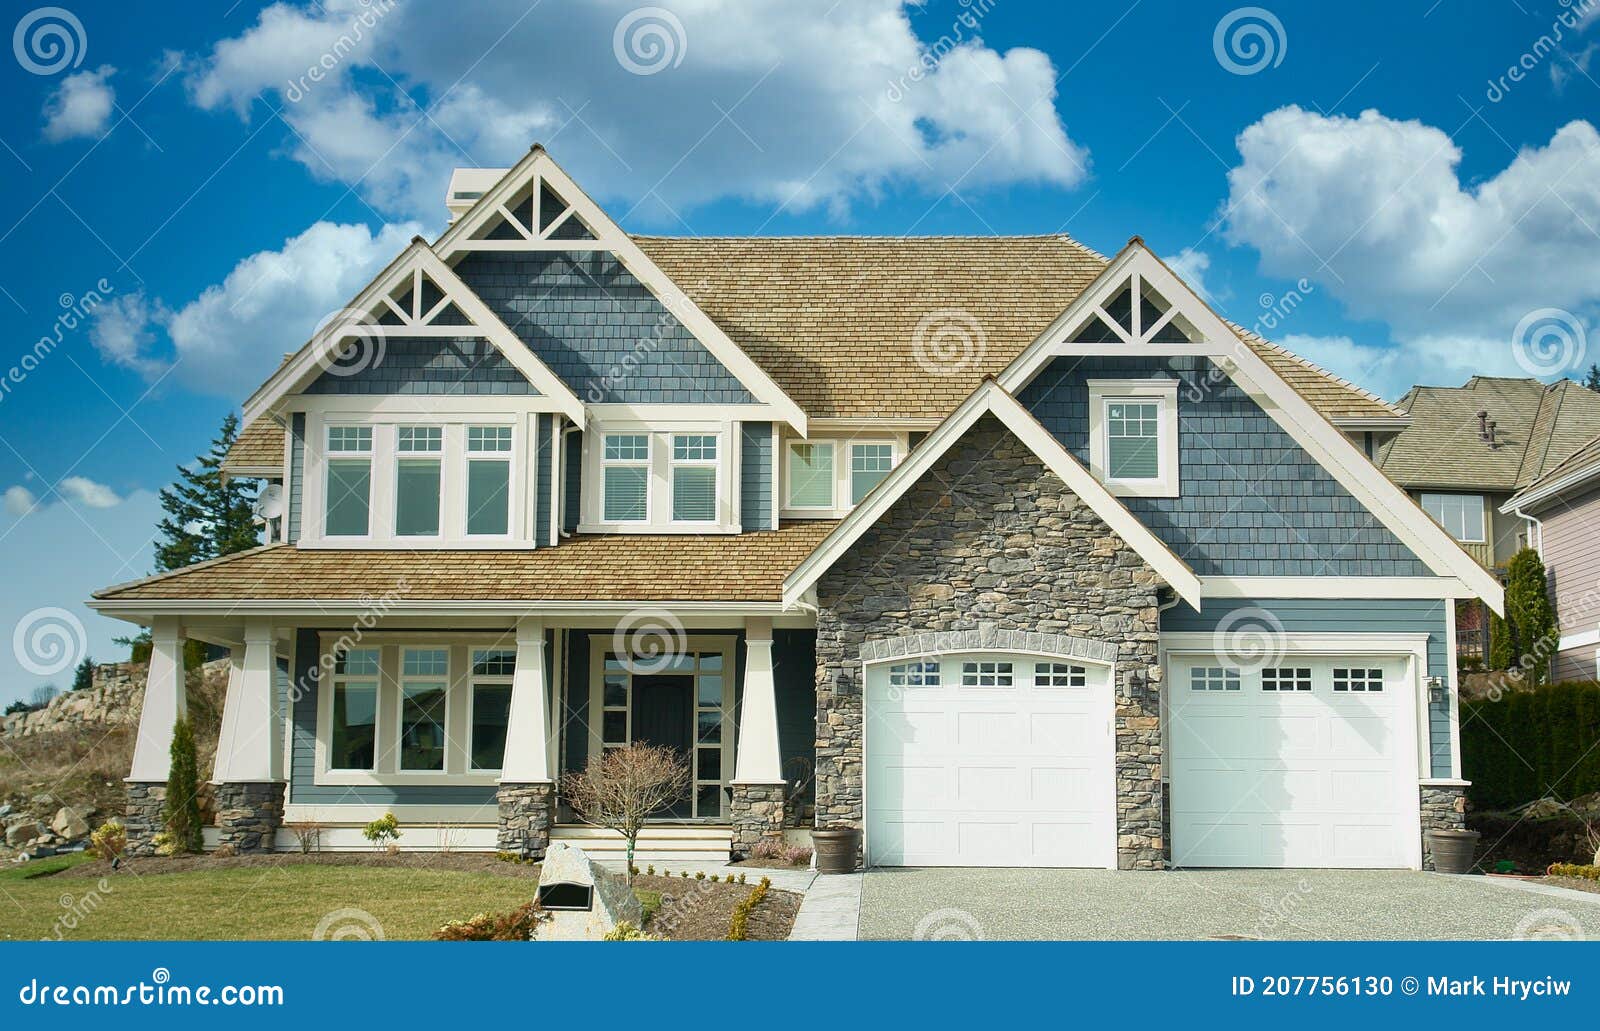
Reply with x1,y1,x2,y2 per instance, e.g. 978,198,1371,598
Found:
865,653,1116,868
1168,656,1421,869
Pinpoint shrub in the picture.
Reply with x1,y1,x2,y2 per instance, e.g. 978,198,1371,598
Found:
88,819,126,861
726,877,772,941
151,831,179,857
363,812,401,850
603,920,665,941
1506,549,1558,686
1547,863,1600,881
286,822,322,854
434,902,545,941
213,843,237,858
1462,682,1600,809
163,717,203,854
1488,609,1513,670
750,838,813,865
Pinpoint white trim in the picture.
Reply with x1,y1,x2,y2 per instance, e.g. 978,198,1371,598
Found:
1445,600,1463,781
1161,631,1431,653
783,379,1204,610
1557,626,1600,651
1332,416,1411,431
995,244,1504,615
1505,456,1600,514
1087,379,1179,497
432,147,807,434
581,420,738,533
243,240,582,426
1199,576,1477,599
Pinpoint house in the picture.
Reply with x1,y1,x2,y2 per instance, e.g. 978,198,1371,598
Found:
89,146,1504,871
1502,433,1600,682
1373,377,1600,571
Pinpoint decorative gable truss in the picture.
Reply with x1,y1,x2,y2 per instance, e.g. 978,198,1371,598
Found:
434,145,808,433
241,240,584,427
996,241,1505,613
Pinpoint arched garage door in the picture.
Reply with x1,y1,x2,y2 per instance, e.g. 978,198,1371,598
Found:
865,652,1116,868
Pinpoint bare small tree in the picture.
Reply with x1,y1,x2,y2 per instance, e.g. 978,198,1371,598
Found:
560,744,690,879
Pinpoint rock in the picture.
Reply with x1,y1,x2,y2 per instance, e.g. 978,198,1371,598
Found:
0,803,11,818
30,793,54,810
4,820,43,848
532,842,643,941
51,807,90,840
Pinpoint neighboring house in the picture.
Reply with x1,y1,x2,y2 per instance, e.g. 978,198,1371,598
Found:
1374,377,1600,571
1502,434,1600,682
89,146,1503,872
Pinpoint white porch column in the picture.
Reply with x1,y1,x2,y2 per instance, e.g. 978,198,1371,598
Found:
129,617,186,782
214,620,282,783
733,617,784,784
500,617,552,783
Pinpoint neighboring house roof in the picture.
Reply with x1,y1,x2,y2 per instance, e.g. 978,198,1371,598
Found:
1503,430,1600,514
1374,376,1600,492
90,521,837,607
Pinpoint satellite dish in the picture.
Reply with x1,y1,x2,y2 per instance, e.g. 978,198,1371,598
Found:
254,483,285,522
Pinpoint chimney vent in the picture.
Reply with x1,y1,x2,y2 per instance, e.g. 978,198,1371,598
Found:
1487,419,1498,447
1477,410,1490,441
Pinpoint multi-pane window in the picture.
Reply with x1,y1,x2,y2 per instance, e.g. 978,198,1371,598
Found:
1035,662,1087,687
1261,667,1313,693
961,660,1014,687
600,657,630,752
671,434,718,522
788,442,835,509
325,425,373,536
468,649,514,771
1332,667,1384,693
693,653,725,819
465,425,512,536
1190,666,1241,692
395,425,443,537
602,434,650,522
599,650,729,819
1105,401,1160,479
1420,493,1486,543
850,444,894,504
329,648,378,770
888,661,941,687
399,648,448,771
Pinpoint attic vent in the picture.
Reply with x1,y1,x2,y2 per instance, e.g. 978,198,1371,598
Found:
1476,410,1498,447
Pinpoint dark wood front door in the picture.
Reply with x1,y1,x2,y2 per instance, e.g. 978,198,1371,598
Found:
630,674,693,818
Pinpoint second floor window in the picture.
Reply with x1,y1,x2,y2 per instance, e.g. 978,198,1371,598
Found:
325,426,373,537
603,434,650,522
395,426,443,537
1088,380,1179,497
671,434,718,522
1420,492,1485,543
466,426,512,536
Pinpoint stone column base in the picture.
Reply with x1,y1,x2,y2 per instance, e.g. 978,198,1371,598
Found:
214,782,286,853
124,781,167,857
730,782,786,859
497,782,554,859
1419,784,1468,872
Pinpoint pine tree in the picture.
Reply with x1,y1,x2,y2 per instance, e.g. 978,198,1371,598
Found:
1487,608,1514,671
164,717,204,854
154,413,259,572
1585,364,1600,392
1505,548,1557,686
72,656,94,692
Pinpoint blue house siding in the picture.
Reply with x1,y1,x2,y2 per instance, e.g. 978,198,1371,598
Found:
1162,598,1453,777
1018,356,1429,577
286,413,305,544
741,422,774,531
304,337,537,395
453,252,755,404
535,414,554,546
563,430,582,533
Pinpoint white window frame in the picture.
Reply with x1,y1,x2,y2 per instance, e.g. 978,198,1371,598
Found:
669,433,720,524
397,647,451,774
782,435,904,518
463,425,515,540
1419,492,1486,544
466,648,516,773
394,425,444,540
581,422,735,533
1087,379,1179,497
327,648,380,773
600,431,652,525
323,424,375,540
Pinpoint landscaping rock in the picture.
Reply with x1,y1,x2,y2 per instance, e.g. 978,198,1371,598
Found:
5,820,43,848
532,842,643,941
52,807,89,838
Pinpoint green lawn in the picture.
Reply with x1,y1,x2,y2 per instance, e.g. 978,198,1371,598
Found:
0,856,540,941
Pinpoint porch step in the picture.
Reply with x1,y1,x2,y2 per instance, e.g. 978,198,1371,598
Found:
550,825,733,866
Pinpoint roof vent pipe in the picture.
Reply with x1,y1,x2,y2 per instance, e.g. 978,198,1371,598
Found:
1487,419,1498,447
1477,410,1490,441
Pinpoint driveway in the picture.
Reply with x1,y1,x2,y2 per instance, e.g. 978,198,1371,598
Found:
858,868,1600,940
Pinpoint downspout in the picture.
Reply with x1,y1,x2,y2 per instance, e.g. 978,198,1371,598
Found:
557,420,582,539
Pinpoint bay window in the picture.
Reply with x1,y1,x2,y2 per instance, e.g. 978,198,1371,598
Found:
325,425,373,537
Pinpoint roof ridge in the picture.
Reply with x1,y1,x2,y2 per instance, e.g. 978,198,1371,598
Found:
1521,381,1567,484
94,544,289,598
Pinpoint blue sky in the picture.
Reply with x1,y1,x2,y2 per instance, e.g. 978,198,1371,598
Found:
0,0,1596,703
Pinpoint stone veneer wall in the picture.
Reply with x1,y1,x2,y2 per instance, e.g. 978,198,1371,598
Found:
813,416,1169,869
1419,784,1468,872
214,782,285,853
497,782,554,858
124,781,166,857
729,783,785,858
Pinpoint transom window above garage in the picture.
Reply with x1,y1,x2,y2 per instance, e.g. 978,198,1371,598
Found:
1261,667,1312,692
1190,666,1241,691
1333,667,1384,692
1035,662,1087,687
962,660,1014,687
888,661,941,687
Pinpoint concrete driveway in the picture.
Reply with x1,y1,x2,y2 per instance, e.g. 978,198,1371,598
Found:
858,868,1600,940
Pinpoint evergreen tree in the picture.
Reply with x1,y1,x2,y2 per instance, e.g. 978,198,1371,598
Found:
1488,608,1514,671
164,717,204,854
72,656,94,691
1505,548,1558,686
154,414,259,571
1585,364,1600,393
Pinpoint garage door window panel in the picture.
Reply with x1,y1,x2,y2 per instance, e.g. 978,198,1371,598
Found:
1333,667,1384,692
1035,662,1087,687
1261,667,1312,693
1190,666,1241,691
962,660,1014,687
888,661,941,688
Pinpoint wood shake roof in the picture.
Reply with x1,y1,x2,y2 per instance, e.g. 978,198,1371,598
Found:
93,522,838,604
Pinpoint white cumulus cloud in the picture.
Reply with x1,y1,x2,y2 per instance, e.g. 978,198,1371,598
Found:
41,65,117,142
57,476,123,509
3,485,37,517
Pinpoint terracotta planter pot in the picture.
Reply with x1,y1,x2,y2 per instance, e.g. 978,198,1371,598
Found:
1425,829,1481,874
812,826,861,874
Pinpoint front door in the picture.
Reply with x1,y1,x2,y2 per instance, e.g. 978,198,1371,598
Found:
630,674,694,819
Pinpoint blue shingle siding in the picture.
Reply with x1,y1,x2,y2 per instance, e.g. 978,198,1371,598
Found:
287,413,305,544
773,629,817,801
1163,598,1453,776
563,430,582,533
741,422,774,531
453,251,755,404
303,337,536,395
535,414,553,546
1018,356,1429,577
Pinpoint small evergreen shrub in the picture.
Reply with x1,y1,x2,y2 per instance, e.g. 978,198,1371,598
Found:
163,717,203,854
603,920,665,941
88,819,126,861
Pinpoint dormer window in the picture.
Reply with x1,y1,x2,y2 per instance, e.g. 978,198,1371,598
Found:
584,425,733,532
1088,379,1179,497
602,433,650,523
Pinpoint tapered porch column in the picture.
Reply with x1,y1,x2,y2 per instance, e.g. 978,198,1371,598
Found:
212,620,286,853
497,616,554,857
731,617,786,857
125,617,185,855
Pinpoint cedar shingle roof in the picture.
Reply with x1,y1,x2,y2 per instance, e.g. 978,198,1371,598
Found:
1375,377,1600,492
224,418,285,471
93,522,838,603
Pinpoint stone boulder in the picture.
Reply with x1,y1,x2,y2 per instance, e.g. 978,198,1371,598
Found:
531,842,643,941
51,807,90,840
5,819,43,848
